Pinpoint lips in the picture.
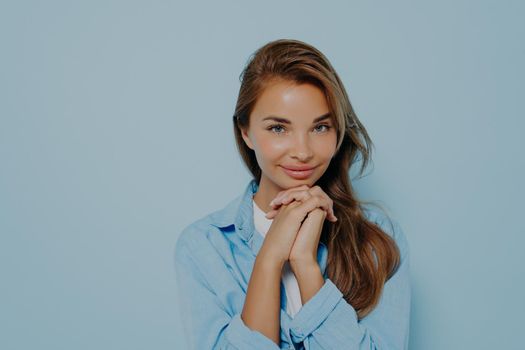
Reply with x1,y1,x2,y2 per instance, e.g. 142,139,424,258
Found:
281,165,316,171
281,165,316,180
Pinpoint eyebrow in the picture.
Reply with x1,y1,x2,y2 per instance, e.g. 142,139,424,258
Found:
261,112,331,124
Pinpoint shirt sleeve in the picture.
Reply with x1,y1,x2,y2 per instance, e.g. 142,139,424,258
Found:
288,218,411,350
174,234,282,350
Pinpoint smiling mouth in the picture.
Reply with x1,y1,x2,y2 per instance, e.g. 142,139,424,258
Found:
280,166,316,179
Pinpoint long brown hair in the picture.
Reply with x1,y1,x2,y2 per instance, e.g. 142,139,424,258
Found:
232,39,401,319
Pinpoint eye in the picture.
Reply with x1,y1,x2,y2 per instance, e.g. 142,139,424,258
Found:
267,123,332,134
314,124,331,133
267,124,286,134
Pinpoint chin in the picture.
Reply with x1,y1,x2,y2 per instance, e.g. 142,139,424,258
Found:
285,177,316,187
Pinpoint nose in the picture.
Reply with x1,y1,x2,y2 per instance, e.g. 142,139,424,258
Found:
290,133,313,162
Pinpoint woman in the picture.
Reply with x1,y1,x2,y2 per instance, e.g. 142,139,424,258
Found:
174,38,411,349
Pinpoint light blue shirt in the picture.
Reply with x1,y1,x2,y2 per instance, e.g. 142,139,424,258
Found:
174,179,411,349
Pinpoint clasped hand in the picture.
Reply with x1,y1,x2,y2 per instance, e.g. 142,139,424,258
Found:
264,184,337,268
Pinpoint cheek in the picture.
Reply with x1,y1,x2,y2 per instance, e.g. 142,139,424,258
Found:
314,137,337,158
258,137,288,159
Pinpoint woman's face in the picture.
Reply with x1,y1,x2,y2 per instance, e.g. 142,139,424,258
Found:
241,79,338,196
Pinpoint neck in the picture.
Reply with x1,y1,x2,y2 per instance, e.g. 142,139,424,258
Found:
252,175,282,214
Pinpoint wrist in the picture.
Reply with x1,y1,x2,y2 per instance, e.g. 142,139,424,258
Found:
291,261,324,304
256,249,285,271
290,258,320,277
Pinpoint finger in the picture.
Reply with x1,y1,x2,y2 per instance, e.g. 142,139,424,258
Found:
325,206,337,222
307,186,337,222
321,202,337,222
272,188,311,207
291,195,326,221
295,195,338,223
269,185,309,206
281,190,311,205
272,192,309,210
266,201,302,219
267,200,302,218
265,209,278,219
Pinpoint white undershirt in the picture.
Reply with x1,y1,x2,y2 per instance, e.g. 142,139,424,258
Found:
252,197,303,318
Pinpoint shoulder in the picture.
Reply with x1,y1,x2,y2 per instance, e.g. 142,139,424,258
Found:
175,216,215,255
360,203,410,259
174,195,241,263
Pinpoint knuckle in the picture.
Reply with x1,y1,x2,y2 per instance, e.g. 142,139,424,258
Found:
312,186,323,195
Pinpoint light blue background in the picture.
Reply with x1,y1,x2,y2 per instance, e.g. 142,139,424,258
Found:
1,1,523,349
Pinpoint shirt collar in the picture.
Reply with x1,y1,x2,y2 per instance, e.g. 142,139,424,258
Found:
209,179,259,242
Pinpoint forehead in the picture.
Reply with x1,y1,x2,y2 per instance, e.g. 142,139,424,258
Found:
251,80,331,122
